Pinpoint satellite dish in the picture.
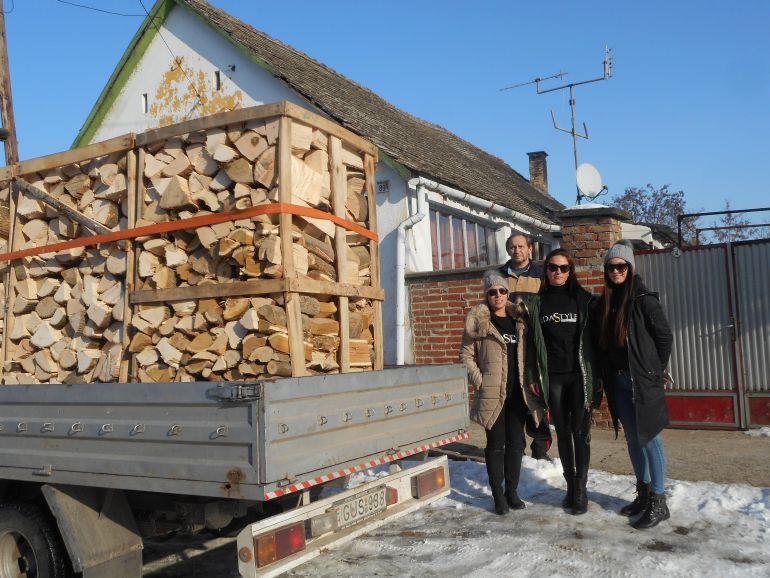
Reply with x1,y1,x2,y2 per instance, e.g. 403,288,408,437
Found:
576,163,604,199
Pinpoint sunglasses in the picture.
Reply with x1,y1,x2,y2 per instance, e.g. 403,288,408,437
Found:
487,288,509,297
546,263,570,273
605,263,629,273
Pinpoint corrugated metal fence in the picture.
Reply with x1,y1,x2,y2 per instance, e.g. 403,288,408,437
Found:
636,239,770,428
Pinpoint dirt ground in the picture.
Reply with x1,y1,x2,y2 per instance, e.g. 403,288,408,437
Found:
450,421,770,487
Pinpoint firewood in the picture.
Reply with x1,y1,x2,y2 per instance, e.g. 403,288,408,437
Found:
301,232,335,263
161,153,192,178
156,337,183,368
212,143,238,163
159,175,194,210
225,320,247,348
234,131,268,162
309,318,339,336
266,359,292,377
253,147,276,188
225,157,254,185
223,297,250,321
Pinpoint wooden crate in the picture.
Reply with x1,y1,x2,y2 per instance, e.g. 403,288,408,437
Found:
0,102,383,384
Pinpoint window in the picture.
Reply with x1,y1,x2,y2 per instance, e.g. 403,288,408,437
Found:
429,206,498,270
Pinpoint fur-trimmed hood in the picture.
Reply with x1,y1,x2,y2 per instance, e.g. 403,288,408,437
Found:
463,301,523,340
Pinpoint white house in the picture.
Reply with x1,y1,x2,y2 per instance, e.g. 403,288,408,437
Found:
74,0,565,365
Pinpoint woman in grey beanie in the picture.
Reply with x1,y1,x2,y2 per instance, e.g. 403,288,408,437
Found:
594,240,674,529
460,270,545,515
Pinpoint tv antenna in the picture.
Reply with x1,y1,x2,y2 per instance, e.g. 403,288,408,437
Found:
502,47,612,204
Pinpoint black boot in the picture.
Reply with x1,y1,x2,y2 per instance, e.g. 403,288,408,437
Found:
561,473,575,509
620,481,651,517
504,449,526,510
632,493,670,529
485,449,508,515
571,475,588,515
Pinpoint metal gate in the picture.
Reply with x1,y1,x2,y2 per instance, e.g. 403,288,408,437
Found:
635,239,770,429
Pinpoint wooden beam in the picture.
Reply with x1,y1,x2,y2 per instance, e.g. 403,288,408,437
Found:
17,134,134,177
13,178,111,235
278,115,307,377
365,153,384,370
135,102,287,148
119,149,139,383
330,135,350,372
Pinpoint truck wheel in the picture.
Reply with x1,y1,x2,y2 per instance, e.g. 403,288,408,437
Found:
0,503,68,578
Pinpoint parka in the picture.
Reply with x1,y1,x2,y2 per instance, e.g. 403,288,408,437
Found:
460,301,546,430
522,287,599,409
597,275,673,447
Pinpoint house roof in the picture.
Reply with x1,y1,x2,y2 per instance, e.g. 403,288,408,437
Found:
79,0,565,226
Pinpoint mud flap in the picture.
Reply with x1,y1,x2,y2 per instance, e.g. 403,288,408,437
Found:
42,485,143,577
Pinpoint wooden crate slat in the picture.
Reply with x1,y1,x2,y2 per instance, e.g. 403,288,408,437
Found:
329,136,350,372
365,153,384,370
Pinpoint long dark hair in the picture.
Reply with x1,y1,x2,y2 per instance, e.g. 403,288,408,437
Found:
539,248,582,296
598,264,634,350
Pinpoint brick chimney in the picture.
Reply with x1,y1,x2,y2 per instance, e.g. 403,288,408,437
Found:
527,151,548,194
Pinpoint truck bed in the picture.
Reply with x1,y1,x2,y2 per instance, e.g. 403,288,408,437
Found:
0,364,468,501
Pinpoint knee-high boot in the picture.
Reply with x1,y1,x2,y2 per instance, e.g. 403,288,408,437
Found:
562,472,575,509
504,449,526,510
485,449,508,515
571,474,588,515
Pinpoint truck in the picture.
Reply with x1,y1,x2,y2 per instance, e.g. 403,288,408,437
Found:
0,102,470,577
0,365,468,577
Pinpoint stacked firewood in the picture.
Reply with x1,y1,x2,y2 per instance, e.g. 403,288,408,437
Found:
0,109,379,384
130,118,375,381
2,155,128,384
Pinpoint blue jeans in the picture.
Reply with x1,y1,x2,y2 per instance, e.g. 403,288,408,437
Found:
611,373,667,494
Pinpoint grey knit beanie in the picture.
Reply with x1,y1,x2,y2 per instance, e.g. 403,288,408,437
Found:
604,239,635,271
483,270,508,293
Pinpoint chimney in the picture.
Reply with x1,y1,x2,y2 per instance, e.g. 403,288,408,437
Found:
527,151,548,194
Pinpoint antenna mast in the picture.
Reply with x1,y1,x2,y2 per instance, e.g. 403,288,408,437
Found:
503,48,612,203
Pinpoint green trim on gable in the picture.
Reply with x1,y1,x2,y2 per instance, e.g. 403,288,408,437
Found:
378,150,412,181
72,0,176,148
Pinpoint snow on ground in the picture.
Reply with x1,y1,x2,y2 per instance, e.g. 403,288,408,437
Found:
745,427,770,438
289,457,770,578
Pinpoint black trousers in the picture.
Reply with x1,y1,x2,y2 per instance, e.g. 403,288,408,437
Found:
548,372,591,477
485,391,527,452
526,411,552,456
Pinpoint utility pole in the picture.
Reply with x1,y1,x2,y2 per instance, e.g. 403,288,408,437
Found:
0,0,18,166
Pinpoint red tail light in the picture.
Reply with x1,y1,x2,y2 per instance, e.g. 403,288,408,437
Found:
255,521,306,567
411,466,446,498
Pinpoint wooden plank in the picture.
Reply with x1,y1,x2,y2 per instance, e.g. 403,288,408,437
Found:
0,169,20,381
364,153,384,370
329,135,350,372
130,279,287,304
278,115,307,377
130,278,383,304
135,102,287,148
119,150,139,383
0,164,13,181
283,101,377,157
14,178,111,235
16,134,134,176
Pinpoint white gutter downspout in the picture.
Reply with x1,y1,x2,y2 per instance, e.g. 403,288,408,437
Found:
396,176,561,365
396,179,427,365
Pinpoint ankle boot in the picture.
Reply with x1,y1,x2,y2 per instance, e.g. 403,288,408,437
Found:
504,449,526,510
620,481,651,517
485,449,508,515
562,473,575,509
632,493,670,529
571,475,588,515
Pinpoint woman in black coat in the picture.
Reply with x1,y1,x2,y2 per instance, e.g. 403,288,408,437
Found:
595,240,673,530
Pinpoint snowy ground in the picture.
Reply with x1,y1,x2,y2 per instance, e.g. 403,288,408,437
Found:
745,427,770,438
286,456,770,578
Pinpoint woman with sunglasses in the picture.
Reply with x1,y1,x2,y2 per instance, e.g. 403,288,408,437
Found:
460,270,545,515
595,240,673,529
523,249,598,515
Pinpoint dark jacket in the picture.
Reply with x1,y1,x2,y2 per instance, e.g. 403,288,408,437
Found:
521,287,599,409
499,260,542,300
460,301,546,430
596,275,674,446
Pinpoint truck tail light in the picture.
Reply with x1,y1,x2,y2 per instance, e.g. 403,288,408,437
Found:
411,466,445,499
254,521,306,567
386,486,399,505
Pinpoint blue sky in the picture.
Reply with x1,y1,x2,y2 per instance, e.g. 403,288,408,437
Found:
4,0,770,223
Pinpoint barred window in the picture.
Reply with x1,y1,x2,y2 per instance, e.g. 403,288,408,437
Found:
429,206,498,270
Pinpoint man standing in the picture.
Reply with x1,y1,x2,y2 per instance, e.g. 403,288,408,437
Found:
499,233,553,461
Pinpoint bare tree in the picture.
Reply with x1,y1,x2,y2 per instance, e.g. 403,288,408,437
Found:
706,200,768,243
611,183,699,242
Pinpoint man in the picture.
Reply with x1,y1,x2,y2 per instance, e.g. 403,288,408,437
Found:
499,233,553,461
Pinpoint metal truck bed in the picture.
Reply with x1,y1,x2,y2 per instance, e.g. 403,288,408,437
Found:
0,365,468,501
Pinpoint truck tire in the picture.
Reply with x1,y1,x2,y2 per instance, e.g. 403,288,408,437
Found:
0,503,69,578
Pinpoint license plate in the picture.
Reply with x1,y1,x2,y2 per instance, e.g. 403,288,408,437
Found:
334,485,387,530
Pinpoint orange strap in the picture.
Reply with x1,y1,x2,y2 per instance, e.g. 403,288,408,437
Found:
0,202,378,263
